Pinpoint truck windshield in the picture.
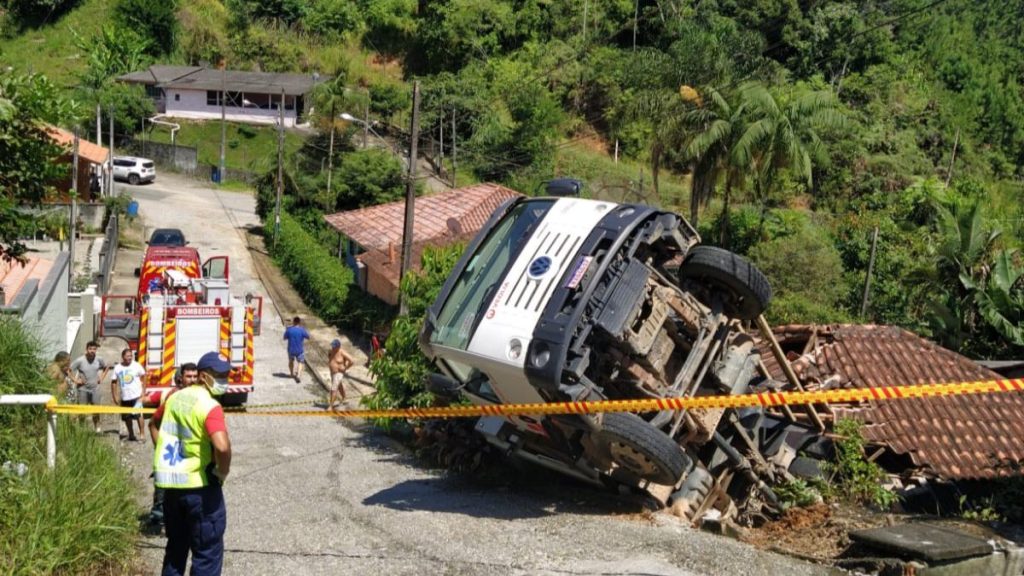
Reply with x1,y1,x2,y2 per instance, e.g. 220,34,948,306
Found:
432,199,554,351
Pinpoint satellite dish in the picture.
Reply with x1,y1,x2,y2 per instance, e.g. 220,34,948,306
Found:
446,218,463,236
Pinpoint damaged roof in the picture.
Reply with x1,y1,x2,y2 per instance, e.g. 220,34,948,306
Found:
760,324,1024,481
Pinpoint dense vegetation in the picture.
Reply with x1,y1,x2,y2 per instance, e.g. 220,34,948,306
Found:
0,319,138,574
1,0,1022,358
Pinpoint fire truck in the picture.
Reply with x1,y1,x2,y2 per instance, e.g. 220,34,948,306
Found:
101,245,261,406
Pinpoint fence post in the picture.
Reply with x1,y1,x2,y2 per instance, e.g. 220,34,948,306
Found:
47,412,57,469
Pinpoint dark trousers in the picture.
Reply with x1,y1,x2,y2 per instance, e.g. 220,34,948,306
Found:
162,485,226,576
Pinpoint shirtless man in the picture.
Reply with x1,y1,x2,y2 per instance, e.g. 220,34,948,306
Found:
327,339,355,409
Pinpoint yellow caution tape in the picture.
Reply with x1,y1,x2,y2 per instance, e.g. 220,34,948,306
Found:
45,378,1024,419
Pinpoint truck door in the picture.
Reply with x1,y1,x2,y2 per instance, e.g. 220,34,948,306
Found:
100,294,140,344
202,256,229,282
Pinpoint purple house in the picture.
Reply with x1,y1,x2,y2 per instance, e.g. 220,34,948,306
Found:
118,65,326,127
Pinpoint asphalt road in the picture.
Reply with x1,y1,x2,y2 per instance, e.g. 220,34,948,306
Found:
112,172,832,575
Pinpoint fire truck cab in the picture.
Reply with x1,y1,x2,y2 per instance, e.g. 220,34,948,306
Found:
101,246,259,406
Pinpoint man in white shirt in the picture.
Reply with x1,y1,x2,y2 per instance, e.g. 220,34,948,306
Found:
111,348,147,442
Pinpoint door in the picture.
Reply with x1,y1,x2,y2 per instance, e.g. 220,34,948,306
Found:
100,295,140,343
202,256,229,282
245,293,263,335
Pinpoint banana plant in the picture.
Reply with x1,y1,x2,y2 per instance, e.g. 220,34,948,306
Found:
973,250,1024,346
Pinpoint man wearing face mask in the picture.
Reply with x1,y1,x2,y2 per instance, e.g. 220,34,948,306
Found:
150,352,233,576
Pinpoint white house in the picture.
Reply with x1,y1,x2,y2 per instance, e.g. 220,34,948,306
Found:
118,65,326,127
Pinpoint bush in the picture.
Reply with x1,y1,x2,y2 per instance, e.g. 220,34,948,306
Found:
0,318,138,574
303,0,362,38
825,419,896,509
267,212,353,323
366,244,462,421
114,0,177,55
748,213,851,324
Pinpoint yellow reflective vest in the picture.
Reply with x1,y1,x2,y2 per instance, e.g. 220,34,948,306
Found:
153,385,220,489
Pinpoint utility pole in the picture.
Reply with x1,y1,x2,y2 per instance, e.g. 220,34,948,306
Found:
108,107,114,197
614,140,619,164
860,226,880,318
451,111,457,188
219,65,227,185
399,81,421,315
274,88,284,248
69,130,78,291
96,103,101,146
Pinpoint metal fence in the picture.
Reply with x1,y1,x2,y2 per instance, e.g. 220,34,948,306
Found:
95,214,118,294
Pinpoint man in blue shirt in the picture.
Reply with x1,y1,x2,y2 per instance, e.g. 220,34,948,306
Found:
283,316,310,383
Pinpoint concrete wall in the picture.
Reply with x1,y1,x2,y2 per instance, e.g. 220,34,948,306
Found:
6,252,70,359
164,88,300,127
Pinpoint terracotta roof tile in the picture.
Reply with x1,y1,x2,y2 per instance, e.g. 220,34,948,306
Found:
46,125,109,165
323,183,522,252
759,324,1024,481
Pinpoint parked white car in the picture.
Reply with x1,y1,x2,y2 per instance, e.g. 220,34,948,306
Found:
112,156,156,185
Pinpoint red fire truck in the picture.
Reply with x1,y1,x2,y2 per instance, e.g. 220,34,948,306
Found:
101,245,261,405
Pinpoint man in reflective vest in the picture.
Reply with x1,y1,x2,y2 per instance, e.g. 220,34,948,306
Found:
150,352,233,576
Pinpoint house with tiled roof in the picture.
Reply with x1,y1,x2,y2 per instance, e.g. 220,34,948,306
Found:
323,183,523,305
0,253,70,358
759,324,1024,481
46,125,109,201
118,65,327,127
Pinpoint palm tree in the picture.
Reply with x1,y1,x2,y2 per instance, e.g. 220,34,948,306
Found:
310,71,354,203
623,88,690,206
733,85,845,230
679,84,756,243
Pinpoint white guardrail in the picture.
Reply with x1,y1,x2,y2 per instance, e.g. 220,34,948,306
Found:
0,395,57,469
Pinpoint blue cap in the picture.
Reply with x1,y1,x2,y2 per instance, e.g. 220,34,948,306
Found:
331,339,342,348
197,352,232,375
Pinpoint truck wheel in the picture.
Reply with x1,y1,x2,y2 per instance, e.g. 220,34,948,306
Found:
678,246,771,320
668,465,714,521
596,413,690,485
220,392,248,407
128,173,140,185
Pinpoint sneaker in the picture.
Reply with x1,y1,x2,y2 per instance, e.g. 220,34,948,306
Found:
95,426,103,434
128,436,138,443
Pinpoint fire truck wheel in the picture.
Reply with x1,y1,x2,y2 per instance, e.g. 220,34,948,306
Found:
220,392,248,407
678,246,772,320
596,413,690,486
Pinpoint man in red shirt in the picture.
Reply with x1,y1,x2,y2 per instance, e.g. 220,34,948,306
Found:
150,352,232,575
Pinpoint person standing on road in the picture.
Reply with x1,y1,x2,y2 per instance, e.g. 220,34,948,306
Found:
327,339,355,409
70,341,110,432
151,352,232,576
111,348,147,442
283,316,310,383
149,364,196,528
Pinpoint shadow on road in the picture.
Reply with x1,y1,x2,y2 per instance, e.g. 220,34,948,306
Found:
363,478,556,520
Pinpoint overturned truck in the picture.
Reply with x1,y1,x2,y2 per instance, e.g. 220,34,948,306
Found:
419,197,827,521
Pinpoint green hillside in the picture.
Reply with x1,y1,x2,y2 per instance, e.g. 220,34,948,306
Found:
2,0,1022,359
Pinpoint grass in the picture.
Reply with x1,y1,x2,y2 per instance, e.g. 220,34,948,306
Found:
0,317,139,575
0,0,114,89
144,120,307,175
551,141,692,210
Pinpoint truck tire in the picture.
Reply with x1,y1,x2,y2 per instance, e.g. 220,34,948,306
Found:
668,465,714,521
678,246,771,320
220,392,248,407
596,413,690,485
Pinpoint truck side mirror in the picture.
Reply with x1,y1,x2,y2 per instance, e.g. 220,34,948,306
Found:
133,267,141,278
423,373,462,400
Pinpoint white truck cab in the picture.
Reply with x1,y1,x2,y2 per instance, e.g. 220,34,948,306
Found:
420,195,783,516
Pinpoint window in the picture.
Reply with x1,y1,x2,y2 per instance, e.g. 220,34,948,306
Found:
174,93,180,102
431,199,554,351
206,90,220,106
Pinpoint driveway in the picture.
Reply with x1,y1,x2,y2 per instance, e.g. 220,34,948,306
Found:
113,173,831,575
